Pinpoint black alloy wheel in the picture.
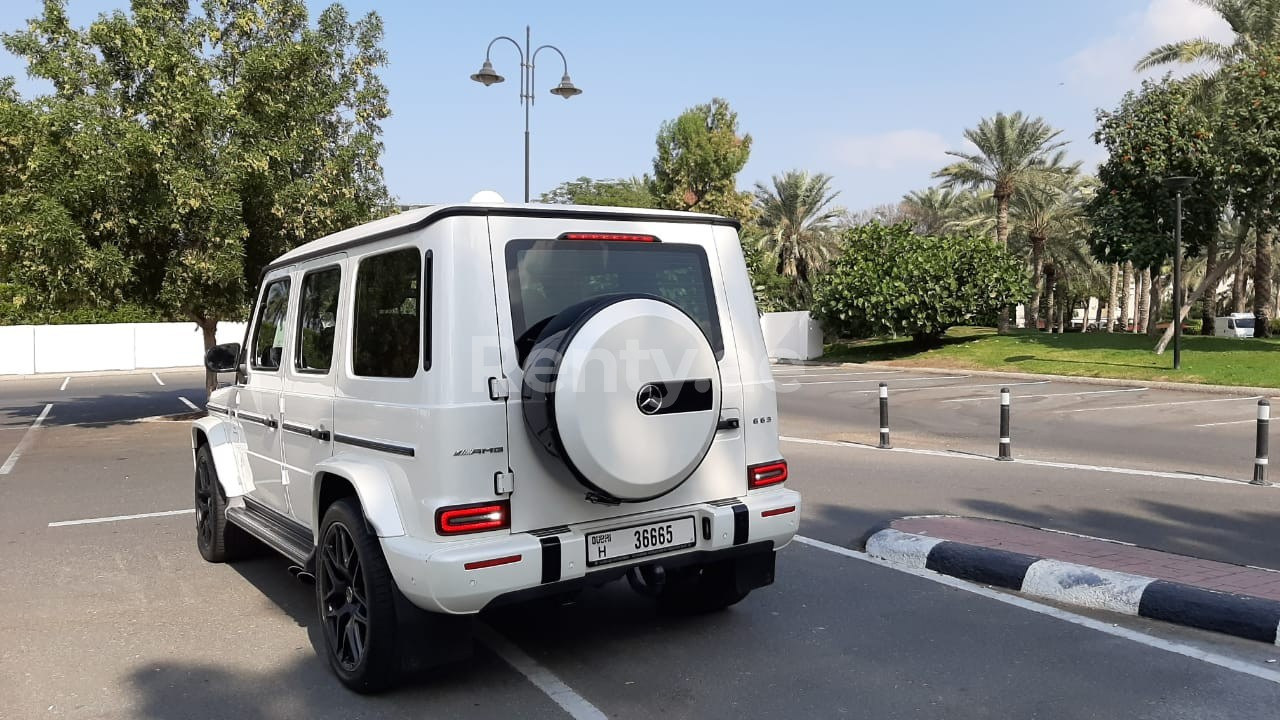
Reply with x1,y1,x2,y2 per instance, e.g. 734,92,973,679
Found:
319,521,370,672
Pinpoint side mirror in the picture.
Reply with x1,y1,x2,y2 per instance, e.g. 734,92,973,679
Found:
205,342,241,373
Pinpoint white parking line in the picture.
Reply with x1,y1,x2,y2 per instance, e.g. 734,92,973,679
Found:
793,537,1280,684
476,624,608,720
59,376,70,392
48,509,195,527
1195,419,1257,428
152,372,165,386
772,370,904,379
836,379,1050,396
1058,395,1262,414
779,435,1272,487
943,387,1148,403
779,375,969,387
178,396,199,411
0,403,52,475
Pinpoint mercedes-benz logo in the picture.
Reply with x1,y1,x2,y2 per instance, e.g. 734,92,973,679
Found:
636,383,665,415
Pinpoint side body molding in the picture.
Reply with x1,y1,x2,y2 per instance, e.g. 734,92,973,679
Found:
192,415,253,497
313,453,408,539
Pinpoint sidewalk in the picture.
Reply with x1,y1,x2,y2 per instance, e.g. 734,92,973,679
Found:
864,516,1280,645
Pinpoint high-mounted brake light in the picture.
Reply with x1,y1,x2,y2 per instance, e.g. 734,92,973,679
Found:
435,500,511,535
748,460,788,489
558,232,659,242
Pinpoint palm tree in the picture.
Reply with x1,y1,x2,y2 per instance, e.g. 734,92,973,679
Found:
753,170,844,300
1015,177,1092,331
934,112,1074,250
901,186,967,235
1134,0,1280,98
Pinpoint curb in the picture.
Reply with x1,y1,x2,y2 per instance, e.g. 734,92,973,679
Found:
864,527,1280,646
777,359,1280,397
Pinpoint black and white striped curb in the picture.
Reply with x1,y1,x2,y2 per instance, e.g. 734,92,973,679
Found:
865,528,1280,646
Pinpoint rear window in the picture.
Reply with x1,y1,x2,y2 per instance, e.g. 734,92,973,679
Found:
505,239,722,364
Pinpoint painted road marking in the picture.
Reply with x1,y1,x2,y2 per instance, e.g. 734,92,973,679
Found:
834,380,1051,396
793,537,1280,685
944,387,1148,403
48,509,195,527
0,403,52,476
151,372,165,386
779,375,969,387
1195,419,1257,428
1058,395,1263,414
779,435,1273,488
59,376,70,392
475,624,608,720
772,370,904,379
178,396,199,411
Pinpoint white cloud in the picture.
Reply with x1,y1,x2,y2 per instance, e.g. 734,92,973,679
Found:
1063,0,1233,101
833,129,951,171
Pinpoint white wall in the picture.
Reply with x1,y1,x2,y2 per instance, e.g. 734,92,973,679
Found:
0,325,36,375
760,311,824,361
1,321,247,376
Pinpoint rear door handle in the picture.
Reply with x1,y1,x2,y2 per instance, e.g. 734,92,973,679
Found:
310,427,331,442
716,418,740,431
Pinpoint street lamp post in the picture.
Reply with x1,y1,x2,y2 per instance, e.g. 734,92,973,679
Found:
1164,176,1195,370
470,26,582,203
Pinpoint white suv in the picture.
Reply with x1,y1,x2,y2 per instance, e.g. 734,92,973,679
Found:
193,201,800,691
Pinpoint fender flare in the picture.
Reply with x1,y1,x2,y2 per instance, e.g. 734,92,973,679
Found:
313,453,407,538
191,416,251,497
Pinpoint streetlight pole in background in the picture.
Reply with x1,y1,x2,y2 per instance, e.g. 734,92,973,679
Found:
470,26,582,202
1164,176,1194,371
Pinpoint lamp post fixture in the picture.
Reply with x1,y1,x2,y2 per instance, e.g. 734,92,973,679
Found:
1164,176,1195,370
470,26,582,203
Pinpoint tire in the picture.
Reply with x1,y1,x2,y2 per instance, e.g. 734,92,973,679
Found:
655,560,749,615
194,444,252,563
316,498,405,693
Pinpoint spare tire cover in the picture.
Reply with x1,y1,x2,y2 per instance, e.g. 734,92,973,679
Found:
521,293,721,502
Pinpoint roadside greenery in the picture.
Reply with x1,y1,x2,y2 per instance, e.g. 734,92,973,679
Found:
813,223,1027,345
823,326,1280,389
0,0,391,396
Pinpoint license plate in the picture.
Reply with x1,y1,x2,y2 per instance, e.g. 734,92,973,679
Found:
586,516,697,567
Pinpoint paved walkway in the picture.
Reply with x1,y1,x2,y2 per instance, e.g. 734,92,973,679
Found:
892,516,1280,602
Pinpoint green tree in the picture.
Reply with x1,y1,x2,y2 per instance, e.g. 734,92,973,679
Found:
752,170,843,303
1217,46,1280,337
812,222,1027,344
540,176,656,207
1086,77,1225,338
1,0,391,391
1014,177,1092,331
651,97,755,222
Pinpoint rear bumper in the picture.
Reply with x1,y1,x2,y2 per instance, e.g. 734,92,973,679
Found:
381,487,800,614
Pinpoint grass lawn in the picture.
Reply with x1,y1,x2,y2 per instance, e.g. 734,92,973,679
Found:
822,326,1280,388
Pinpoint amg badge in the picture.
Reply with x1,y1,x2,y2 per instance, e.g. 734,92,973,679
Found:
453,447,504,456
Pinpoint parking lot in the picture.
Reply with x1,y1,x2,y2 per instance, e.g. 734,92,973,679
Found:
2,368,1279,718
775,364,1274,481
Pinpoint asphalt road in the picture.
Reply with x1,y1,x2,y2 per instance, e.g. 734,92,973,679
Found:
1,369,1278,718
775,365,1276,481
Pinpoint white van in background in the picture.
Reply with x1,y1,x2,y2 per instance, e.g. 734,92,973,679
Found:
1213,313,1256,338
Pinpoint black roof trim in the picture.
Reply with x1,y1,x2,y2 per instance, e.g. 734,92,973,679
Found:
265,206,741,272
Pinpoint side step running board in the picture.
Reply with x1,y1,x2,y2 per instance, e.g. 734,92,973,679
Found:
226,500,313,568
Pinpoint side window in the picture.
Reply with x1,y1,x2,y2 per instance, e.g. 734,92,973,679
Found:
295,266,342,374
353,248,420,378
250,278,291,371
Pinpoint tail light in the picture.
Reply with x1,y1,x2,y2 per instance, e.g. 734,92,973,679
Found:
558,232,658,242
435,500,510,535
748,460,788,489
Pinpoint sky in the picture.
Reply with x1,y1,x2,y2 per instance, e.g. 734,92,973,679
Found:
0,0,1235,212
